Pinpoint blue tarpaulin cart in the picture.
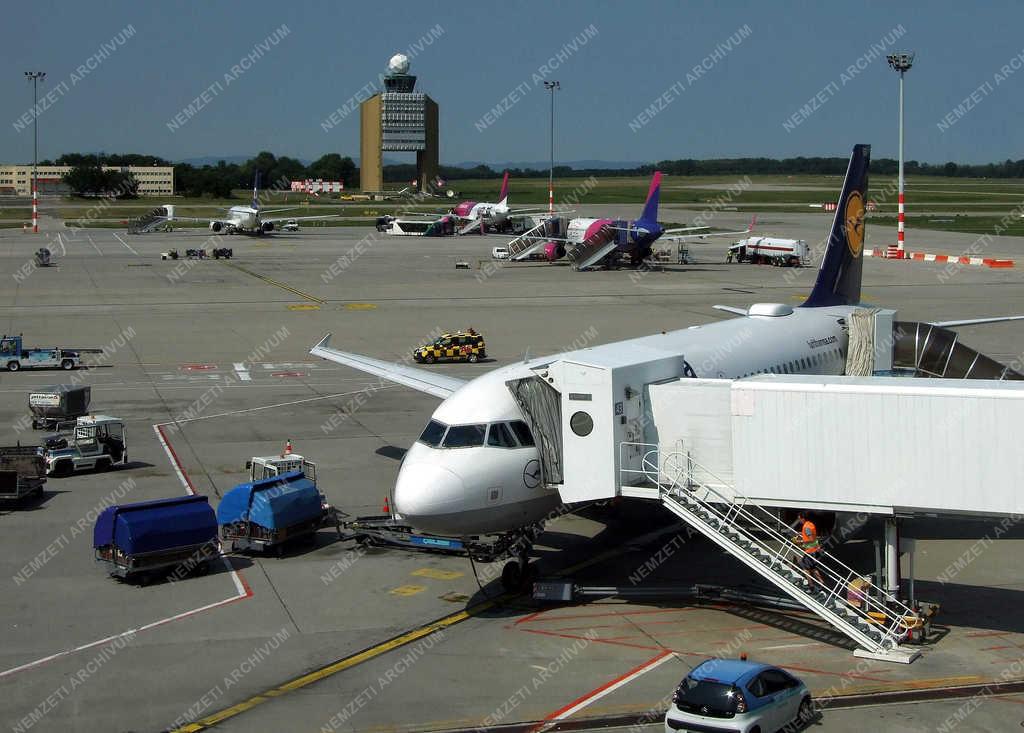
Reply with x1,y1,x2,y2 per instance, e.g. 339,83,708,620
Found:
217,471,328,554
94,495,219,581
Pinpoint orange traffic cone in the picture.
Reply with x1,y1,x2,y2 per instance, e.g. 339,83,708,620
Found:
282,439,293,456
382,496,391,515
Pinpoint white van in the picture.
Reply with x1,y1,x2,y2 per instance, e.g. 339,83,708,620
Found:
491,246,510,260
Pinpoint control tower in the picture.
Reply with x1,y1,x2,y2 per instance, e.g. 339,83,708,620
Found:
360,53,439,193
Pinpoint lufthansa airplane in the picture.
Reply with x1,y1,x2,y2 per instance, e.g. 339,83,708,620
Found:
311,145,1021,568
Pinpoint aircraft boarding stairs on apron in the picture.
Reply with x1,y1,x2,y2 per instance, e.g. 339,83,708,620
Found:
506,217,564,261
128,207,170,234
566,224,618,270
624,444,923,663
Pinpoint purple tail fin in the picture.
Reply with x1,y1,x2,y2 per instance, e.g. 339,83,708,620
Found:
639,171,661,223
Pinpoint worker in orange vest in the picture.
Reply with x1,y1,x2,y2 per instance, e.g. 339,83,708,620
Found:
794,510,826,588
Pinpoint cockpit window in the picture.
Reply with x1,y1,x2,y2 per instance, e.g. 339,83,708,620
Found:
509,420,535,447
418,420,447,447
486,422,517,448
442,424,486,448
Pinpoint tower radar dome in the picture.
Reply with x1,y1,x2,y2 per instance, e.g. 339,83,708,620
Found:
388,54,410,75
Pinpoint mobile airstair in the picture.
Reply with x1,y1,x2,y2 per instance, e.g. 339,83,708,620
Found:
505,217,564,261
623,444,922,663
565,224,617,270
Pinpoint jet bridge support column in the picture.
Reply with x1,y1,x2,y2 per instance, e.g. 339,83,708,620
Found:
885,517,900,597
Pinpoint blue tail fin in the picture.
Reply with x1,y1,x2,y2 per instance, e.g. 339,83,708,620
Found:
251,172,261,210
801,144,870,308
639,171,661,223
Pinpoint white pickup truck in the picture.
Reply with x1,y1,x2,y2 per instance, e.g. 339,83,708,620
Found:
491,246,510,260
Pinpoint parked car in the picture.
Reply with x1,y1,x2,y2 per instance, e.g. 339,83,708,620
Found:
665,659,813,733
282,220,300,232
492,246,510,260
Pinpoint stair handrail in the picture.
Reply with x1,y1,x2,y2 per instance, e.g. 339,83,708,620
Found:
622,442,917,647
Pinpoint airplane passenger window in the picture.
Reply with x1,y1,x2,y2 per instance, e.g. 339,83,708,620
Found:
443,424,487,448
487,422,517,448
418,420,447,447
510,420,535,447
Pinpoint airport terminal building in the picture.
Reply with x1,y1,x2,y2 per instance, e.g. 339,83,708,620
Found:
0,164,174,196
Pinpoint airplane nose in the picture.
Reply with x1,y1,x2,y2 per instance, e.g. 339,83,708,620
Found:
393,462,466,525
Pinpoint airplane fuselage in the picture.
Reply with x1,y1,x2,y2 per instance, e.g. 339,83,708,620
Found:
393,304,855,536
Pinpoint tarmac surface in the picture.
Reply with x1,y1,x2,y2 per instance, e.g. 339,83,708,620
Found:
2,210,1024,733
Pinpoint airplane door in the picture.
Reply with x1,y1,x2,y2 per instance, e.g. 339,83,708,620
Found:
506,376,563,485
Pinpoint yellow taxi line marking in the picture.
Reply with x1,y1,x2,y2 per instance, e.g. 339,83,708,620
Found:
222,262,325,304
344,302,377,310
171,525,660,731
412,568,465,581
286,304,320,311
389,584,427,596
169,594,514,732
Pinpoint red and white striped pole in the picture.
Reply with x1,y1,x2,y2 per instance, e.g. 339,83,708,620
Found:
896,191,905,255
32,182,38,234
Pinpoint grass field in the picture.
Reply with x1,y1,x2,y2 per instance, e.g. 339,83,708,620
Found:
4,174,1024,234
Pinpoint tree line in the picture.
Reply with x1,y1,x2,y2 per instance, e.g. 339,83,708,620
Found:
39,151,1024,199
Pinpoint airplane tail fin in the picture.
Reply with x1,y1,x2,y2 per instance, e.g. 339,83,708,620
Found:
498,170,510,205
801,144,870,308
252,171,261,210
639,171,661,223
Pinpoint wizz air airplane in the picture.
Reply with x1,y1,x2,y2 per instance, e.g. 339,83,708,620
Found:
150,173,339,234
506,171,753,267
311,144,1021,578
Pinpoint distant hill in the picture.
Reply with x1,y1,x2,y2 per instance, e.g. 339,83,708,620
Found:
453,160,646,171
174,154,644,171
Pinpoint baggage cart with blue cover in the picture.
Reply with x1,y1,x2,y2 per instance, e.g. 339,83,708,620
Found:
217,471,328,554
94,495,219,581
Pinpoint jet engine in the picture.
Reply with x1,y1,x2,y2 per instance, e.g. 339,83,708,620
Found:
261,221,274,233
209,221,222,233
544,242,566,261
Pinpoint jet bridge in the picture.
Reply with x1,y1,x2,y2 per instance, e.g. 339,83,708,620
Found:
525,311,1024,662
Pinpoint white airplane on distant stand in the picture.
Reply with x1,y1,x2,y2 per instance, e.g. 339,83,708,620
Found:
311,144,1024,584
147,173,340,234
404,171,549,235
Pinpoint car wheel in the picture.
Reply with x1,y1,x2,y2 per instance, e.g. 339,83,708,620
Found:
54,460,73,477
61,359,74,370
7,361,19,372
425,355,435,364
468,353,479,363
95,458,111,473
798,696,814,724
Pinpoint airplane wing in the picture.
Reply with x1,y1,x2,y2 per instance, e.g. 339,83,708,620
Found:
663,215,757,239
929,316,1024,328
310,334,466,399
262,214,342,224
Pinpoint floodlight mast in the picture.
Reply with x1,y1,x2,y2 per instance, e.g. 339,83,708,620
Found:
24,71,46,234
544,81,559,215
887,52,914,257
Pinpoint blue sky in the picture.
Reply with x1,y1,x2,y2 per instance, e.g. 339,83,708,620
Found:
3,0,1023,166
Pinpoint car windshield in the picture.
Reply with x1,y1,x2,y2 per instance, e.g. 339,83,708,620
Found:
442,424,486,448
675,677,739,714
418,420,447,447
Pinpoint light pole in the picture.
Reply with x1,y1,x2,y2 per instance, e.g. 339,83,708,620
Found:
544,81,559,215
24,71,46,234
887,52,913,258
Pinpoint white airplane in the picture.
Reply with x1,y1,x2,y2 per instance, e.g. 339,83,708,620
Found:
150,173,339,234
311,145,1022,583
406,171,548,235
